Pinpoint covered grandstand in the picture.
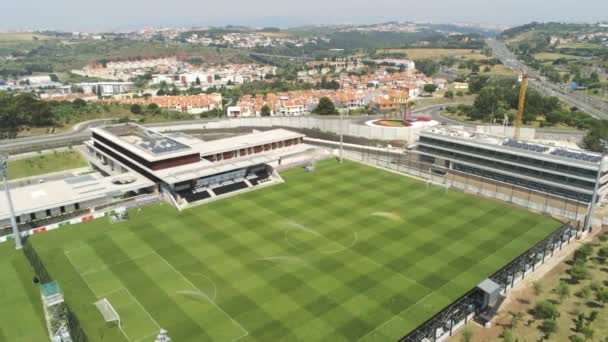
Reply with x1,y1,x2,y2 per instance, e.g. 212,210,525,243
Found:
86,123,320,208
416,127,608,204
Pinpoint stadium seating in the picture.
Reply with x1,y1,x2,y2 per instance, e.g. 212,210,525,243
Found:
179,189,212,203
248,170,270,186
213,181,249,196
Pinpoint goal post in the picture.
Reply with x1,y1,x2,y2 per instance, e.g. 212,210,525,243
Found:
94,298,121,328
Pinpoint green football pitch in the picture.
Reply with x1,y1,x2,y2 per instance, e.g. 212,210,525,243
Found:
23,159,560,341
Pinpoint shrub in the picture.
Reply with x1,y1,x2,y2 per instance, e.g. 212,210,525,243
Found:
532,300,558,320
539,319,557,337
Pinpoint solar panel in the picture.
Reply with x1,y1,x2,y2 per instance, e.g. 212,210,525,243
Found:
550,149,601,162
502,139,549,153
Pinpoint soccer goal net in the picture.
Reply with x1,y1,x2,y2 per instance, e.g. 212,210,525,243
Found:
94,298,121,328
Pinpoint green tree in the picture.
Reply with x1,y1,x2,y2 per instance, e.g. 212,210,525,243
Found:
423,84,438,96
581,326,594,341
595,287,608,307
570,262,589,283
569,335,585,342
72,98,87,108
539,319,557,338
260,105,271,117
502,328,515,342
130,104,143,115
147,103,160,114
577,286,592,300
574,312,587,333
415,59,439,76
574,244,594,263
557,282,570,303
312,97,338,115
583,120,608,152
444,90,454,99
532,300,559,320
597,246,608,263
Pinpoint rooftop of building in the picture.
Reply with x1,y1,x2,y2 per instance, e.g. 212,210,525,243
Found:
93,123,195,161
0,171,154,221
421,126,603,165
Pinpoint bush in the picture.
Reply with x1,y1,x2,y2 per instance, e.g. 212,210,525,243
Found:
130,104,143,115
573,243,593,263
539,319,557,337
532,300,558,320
570,261,589,283
444,90,454,99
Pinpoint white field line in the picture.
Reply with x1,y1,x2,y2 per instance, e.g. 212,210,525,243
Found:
321,232,358,254
186,272,218,302
75,252,155,277
283,221,430,292
64,246,154,277
64,251,133,342
121,287,163,342
151,250,249,341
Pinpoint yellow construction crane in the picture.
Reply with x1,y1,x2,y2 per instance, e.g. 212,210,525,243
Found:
514,72,528,140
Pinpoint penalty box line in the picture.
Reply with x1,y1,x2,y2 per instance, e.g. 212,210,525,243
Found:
151,250,250,341
64,250,134,342
64,246,155,277
64,251,161,342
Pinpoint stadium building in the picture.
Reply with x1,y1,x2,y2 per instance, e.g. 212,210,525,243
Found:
85,123,316,208
416,126,608,204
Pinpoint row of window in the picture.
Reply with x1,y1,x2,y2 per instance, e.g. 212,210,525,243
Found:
418,145,596,190
420,136,599,179
16,203,80,224
202,138,303,162
453,163,592,203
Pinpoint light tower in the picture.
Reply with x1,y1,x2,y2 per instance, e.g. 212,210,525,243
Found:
0,154,22,249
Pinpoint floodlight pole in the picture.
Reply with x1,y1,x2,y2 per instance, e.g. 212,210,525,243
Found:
584,140,607,233
0,155,22,249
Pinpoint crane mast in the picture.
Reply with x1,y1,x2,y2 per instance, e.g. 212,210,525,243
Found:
514,72,528,140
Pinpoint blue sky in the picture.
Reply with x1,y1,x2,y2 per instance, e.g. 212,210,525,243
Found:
2,0,608,31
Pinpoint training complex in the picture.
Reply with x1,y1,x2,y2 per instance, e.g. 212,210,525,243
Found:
2,123,589,341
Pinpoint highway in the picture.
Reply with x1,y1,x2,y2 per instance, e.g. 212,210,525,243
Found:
0,118,117,154
487,39,608,119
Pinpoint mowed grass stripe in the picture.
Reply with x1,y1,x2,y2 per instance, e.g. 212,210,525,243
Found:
26,159,562,341
87,235,216,341
0,258,48,342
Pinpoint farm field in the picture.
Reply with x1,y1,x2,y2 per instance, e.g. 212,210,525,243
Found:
23,160,561,341
379,48,487,61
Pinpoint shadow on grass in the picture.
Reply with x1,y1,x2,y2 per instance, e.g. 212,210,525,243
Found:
585,300,602,309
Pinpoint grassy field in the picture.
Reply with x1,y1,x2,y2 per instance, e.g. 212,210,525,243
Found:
0,244,48,341
378,48,487,61
533,52,581,61
22,160,561,341
8,150,88,180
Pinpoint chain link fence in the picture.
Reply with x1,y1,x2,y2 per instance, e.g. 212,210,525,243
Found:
305,138,588,222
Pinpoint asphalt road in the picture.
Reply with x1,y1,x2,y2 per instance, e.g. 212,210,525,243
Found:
0,105,584,154
487,38,608,119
